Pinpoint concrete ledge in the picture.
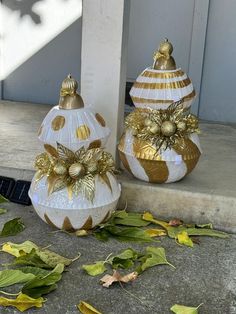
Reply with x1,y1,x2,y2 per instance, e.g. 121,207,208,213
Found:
0,100,236,232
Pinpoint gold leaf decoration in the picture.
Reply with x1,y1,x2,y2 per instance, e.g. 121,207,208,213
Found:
44,144,58,158
88,140,102,149
76,125,91,140
100,173,112,192
125,99,200,151
34,143,116,201
51,115,65,131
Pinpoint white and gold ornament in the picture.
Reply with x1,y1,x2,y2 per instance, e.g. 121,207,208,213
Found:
29,75,121,230
119,39,201,183
129,39,195,110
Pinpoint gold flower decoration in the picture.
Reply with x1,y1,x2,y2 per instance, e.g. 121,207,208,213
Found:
34,143,116,201
125,100,200,151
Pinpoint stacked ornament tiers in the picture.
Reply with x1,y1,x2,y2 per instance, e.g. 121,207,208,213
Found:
29,75,121,231
118,39,202,183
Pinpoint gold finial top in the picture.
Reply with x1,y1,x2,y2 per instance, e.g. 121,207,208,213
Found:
153,38,176,70
59,74,84,109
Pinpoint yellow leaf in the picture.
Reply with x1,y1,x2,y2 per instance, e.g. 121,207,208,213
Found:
0,293,45,312
2,241,38,257
142,212,154,221
78,301,102,314
145,229,167,237
177,231,194,248
75,230,89,237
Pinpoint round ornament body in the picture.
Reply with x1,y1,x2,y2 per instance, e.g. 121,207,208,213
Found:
118,129,201,183
38,105,110,151
29,172,121,230
130,67,195,110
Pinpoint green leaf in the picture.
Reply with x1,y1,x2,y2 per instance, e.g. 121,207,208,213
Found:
0,208,7,215
112,210,151,227
0,195,8,204
171,303,203,314
0,269,35,288
142,212,229,240
0,293,45,312
14,249,53,269
177,231,194,248
22,266,63,298
0,218,25,237
36,249,73,268
78,301,102,314
137,247,175,273
82,262,107,276
110,248,138,269
2,241,38,257
96,226,153,243
20,267,52,278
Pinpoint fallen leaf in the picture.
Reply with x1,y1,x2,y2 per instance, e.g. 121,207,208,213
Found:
37,248,73,268
3,241,76,268
22,264,63,298
78,301,102,314
100,270,138,288
177,231,194,248
0,195,8,204
2,241,38,257
145,229,167,237
0,208,7,215
196,223,213,229
0,293,45,312
95,225,153,243
137,247,175,273
171,303,203,314
75,230,89,237
142,212,229,240
0,269,35,288
110,248,138,269
169,219,183,226
20,266,52,278
14,249,53,269
82,262,107,276
0,218,25,237
112,210,151,227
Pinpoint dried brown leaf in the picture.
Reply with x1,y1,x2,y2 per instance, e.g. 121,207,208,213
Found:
100,270,138,288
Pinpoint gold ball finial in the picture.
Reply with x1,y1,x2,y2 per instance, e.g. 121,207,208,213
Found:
153,38,176,70
158,38,173,56
61,74,78,95
161,121,177,137
59,74,84,110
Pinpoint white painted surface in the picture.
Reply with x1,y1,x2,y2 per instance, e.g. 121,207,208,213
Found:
81,0,130,157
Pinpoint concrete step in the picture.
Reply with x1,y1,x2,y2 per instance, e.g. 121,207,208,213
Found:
0,100,236,232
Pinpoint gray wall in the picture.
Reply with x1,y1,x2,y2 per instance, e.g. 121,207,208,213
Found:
199,0,236,123
1,0,236,123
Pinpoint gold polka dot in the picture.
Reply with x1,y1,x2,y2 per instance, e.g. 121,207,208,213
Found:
95,113,106,127
51,115,65,131
38,125,43,136
76,125,91,140
88,140,102,149
44,144,59,158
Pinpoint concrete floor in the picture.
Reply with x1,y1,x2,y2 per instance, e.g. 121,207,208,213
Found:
0,101,236,232
0,202,236,314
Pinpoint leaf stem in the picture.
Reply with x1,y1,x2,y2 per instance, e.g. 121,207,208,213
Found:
0,290,20,296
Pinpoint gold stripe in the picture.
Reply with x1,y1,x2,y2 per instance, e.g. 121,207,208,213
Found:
131,90,196,104
132,138,162,161
99,211,111,225
62,216,75,231
44,213,58,229
138,159,169,183
133,78,191,90
80,216,93,230
119,151,133,175
173,138,201,161
141,69,185,78
88,140,102,149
